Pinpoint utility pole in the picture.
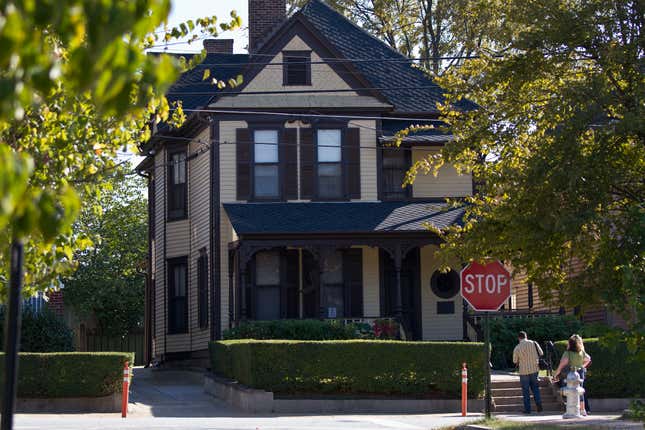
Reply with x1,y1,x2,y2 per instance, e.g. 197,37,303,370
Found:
1,240,24,430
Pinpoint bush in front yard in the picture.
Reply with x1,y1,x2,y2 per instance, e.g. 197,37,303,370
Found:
210,340,485,398
222,319,359,340
0,352,132,398
554,338,644,398
0,307,74,352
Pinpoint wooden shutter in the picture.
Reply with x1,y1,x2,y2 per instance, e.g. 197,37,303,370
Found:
236,128,251,200
281,129,298,200
343,128,361,199
300,128,315,199
343,248,363,317
284,250,300,318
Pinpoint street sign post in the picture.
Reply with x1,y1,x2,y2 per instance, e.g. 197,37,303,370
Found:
460,261,512,418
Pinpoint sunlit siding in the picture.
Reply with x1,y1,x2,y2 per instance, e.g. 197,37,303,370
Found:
361,246,380,316
411,148,472,198
189,128,211,351
153,148,165,357
420,245,463,340
349,120,378,201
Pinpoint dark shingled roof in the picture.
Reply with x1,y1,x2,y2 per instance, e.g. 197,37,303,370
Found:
223,202,465,235
164,52,249,110
299,0,477,113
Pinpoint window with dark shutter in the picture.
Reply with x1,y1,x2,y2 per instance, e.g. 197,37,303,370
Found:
197,251,208,329
168,150,187,220
300,129,315,199
253,130,280,199
236,128,251,200
168,257,188,334
254,251,281,320
316,129,343,199
382,147,410,200
283,51,311,86
343,128,361,199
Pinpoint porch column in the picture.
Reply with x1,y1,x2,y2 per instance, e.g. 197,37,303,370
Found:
240,266,247,321
393,244,403,319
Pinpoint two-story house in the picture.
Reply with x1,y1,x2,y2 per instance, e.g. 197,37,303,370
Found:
138,0,477,364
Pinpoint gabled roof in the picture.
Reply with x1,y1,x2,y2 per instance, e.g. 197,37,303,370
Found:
223,201,465,235
299,0,477,113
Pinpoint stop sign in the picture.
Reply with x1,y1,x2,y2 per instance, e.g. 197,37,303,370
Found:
460,261,511,311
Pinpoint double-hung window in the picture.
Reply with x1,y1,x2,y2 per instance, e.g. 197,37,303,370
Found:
168,150,187,219
322,251,344,318
168,258,188,334
254,130,280,199
254,251,281,320
317,129,343,199
382,148,409,200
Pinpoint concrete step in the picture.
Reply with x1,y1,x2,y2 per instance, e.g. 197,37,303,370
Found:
490,379,551,389
491,387,554,397
493,401,562,413
493,394,559,406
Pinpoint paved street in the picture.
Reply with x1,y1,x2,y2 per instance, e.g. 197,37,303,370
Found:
10,368,642,430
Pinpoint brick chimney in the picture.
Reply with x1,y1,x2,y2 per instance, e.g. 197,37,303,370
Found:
203,39,234,54
249,0,286,53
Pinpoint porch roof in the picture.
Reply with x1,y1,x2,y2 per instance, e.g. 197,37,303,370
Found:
223,201,465,236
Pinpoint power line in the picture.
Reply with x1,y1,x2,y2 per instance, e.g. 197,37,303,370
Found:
166,85,443,97
173,108,446,124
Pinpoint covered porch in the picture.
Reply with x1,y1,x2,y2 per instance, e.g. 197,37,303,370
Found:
223,202,467,340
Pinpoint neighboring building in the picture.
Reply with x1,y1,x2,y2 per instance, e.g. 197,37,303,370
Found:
138,0,480,363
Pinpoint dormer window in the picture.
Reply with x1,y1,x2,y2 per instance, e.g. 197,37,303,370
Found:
283,51,311,86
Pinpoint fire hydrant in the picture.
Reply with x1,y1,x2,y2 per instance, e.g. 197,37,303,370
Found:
561,370,585,419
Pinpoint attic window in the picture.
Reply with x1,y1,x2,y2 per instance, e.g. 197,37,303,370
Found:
283,51,311,86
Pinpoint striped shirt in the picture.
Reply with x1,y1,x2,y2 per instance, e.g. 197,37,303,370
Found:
513,339,543,375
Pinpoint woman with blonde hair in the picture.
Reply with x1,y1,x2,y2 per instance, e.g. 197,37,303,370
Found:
553,334,592,415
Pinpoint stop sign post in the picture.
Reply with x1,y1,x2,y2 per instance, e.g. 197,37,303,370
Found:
460,261,512,419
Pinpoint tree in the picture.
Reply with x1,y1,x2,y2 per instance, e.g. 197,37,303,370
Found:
288,0,501,74
405,0,644,341
63,168,147,336
0,3,241,298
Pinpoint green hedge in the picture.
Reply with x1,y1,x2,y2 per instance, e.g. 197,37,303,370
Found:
0,308,74,352
487,315,613,369
210,340,485,398
554,338,644,398
0,352,132,398
222,319,359,340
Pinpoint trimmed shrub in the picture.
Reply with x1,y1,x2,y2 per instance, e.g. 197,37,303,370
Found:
222,319,358,340
554,338,644,398
0,352,132,398
210,340,485,398
489,315,584,369
0,307,74,352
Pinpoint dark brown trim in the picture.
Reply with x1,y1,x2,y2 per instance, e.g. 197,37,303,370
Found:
167,143,189,222
210,118,221,340
167,256,189,335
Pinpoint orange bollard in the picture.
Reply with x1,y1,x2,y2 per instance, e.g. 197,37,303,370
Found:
461,363,468,416
122,361,130,418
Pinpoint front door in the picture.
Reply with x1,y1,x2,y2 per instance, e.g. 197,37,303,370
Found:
380,248,422,340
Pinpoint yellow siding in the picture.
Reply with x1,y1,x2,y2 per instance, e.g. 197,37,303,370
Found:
153,148,165,357
411,148,472,198
220,121,246,202
361,246,380,316
349,120,378,201
166,220,189,257
420,246,463,340
242,35,356,97
188,128,211,350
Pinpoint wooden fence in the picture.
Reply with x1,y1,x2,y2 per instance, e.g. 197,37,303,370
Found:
83,328,145,366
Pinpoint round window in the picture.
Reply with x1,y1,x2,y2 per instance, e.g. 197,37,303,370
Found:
430,269,460,299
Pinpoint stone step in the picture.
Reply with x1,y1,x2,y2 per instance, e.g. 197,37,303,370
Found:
493,401,563,413
491,387,554,397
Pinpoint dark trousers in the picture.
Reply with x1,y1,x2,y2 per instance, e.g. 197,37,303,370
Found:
520,372,542,413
